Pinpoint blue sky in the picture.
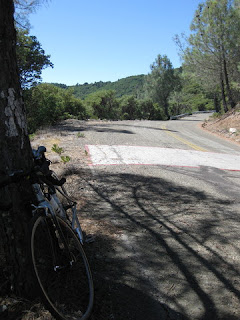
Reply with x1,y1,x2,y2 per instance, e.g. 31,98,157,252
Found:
29,0,202,85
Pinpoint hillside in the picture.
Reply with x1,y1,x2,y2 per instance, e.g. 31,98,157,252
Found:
68,74,146,99
202,106,240,145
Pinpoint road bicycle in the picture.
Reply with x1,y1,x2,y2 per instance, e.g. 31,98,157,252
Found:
0,146,94,320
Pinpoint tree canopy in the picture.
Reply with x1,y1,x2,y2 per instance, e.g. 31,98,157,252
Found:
144,54,181,119
176,0,240,112
14,0,48,28
16,28,53,88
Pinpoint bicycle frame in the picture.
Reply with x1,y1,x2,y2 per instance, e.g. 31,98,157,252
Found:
55,185,84,244
32,182,77,266
32,182,85,245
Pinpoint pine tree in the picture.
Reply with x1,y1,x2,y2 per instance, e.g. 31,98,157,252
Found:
0,0,35,296
179,0,240,111
144,54,179,119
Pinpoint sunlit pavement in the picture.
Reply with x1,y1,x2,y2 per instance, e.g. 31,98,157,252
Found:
86,144,240,171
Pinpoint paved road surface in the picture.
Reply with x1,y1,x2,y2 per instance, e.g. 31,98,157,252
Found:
74,114,240,320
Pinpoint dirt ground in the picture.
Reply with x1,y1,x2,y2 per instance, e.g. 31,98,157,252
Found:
1,110,240,319
0,121,123,320
202,107,240,146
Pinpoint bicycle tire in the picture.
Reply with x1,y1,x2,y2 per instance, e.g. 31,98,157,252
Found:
30,213,94,320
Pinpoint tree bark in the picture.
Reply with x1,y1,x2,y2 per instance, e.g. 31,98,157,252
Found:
213,93,220,113
222,53,235,109
0,0,35,297
219,71,228,113
163,98,170,120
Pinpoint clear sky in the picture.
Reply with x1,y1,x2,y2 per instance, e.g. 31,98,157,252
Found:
28,0,202,86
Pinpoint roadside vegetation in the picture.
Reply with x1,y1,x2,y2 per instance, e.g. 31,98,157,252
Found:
1,1,240,319
17,0,240,134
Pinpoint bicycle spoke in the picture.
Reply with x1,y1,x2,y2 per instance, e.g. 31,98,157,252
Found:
31,215,94,320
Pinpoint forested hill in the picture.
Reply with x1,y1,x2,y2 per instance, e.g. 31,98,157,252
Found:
53,74,146,99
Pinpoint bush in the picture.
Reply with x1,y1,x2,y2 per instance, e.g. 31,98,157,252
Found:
84,90,120,120
119,96,140,120
24,84,88,133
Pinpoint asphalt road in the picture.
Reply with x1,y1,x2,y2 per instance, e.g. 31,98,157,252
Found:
76,114,240,320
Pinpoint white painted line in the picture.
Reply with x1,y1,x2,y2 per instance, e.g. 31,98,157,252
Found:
86,145,240,171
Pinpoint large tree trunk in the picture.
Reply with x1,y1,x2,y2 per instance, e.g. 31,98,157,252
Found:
213,93,220,113
222,54,235,109
0,0,35,297
219,71,228,113
163,100,170,120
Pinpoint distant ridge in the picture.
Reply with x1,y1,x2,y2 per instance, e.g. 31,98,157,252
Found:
52,74,146,99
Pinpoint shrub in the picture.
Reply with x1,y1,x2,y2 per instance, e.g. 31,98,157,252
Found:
24,84,88,133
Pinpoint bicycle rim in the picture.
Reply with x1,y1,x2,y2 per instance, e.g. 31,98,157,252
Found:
30,214,94,320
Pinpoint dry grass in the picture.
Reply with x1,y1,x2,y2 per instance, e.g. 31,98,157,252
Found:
0,127,118,319
203,106,240,144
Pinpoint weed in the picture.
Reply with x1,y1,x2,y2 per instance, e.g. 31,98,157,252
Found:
211,112,223,119
77,132,85,138
61,155,71,164
29,133,36,141
52,144,63,155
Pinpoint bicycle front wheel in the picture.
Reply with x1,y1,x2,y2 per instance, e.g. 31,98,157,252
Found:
30,214,94,320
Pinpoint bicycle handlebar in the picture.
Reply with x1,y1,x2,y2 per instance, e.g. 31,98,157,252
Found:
0,167,66,189
0,146,66,189
32,146,46,160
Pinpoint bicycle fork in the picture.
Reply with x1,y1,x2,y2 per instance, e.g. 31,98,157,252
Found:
71,205,84,244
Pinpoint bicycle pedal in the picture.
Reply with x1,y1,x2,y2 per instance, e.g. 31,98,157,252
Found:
84,234,95,244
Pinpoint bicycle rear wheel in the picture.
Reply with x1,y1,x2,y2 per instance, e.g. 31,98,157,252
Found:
30,214,94,320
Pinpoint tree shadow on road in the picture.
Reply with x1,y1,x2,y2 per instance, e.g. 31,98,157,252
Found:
3,165,238,319
51,119,179,135
68,167,240,320
52,120,136,135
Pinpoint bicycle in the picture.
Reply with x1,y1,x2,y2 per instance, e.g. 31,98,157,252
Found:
0,146,94,320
